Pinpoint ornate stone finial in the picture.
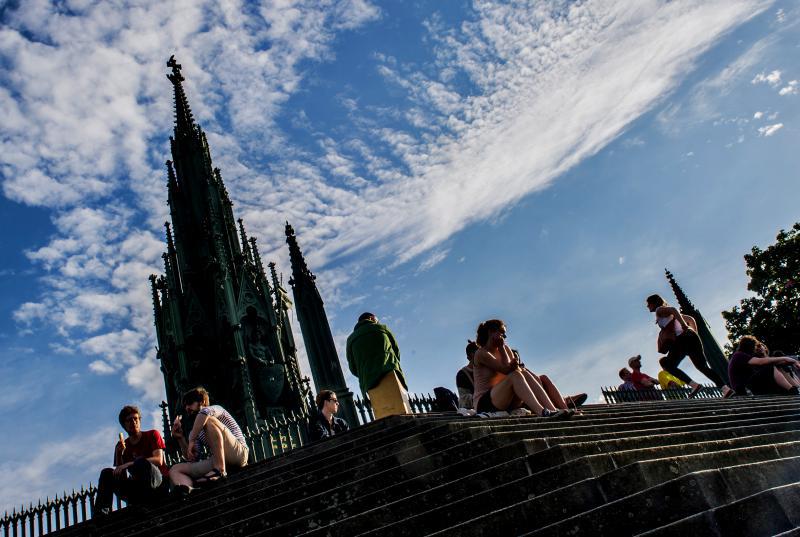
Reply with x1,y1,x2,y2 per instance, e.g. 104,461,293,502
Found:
665,268,696,313
167,55,183,81
166,55,195,132
237,219,252,261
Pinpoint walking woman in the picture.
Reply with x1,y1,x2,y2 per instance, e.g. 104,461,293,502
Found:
646,294,731,397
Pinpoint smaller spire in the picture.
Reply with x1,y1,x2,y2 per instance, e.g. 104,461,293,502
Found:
149,274,161,315
238,219,252,262
164,222,176,253
665,268,696,313
166,55,195,134
285,221,314,283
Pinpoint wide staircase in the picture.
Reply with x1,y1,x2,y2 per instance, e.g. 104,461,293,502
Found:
56,396,800,536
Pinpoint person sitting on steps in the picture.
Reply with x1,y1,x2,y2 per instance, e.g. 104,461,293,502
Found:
456,340,478,409
169,387,249,496
646,294,732,398
472,319,570,419
729,336,800,396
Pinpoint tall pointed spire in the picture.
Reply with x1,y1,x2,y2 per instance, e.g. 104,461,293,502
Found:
166,55,195,136
286,222,313,282
285,222,358,425
237,219,252,264
665,268,695,313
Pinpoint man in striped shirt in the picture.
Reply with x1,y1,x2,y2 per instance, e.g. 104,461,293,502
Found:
169,387,248,493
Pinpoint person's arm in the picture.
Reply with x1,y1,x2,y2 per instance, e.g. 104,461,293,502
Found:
386,328,400,360
171,416,189,458
748,356,796,366
145,449,165,467
475,348,516,374
346,340,357,377
657,306,689,331
184,410,211,462
113,441,124,466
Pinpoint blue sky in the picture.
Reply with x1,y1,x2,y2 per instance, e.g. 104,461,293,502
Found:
1,0,798,512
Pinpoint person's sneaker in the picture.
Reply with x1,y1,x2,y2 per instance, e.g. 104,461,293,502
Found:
565,393,588,408
172,485,191,500
541,409,572,420
510,407,532,416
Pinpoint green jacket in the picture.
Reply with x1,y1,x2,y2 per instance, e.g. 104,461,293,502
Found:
346,319,407,396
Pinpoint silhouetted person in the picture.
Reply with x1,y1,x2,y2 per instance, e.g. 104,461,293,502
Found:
456,340,478,409
646,294,731,397
346,312,411,418
94,406,168,517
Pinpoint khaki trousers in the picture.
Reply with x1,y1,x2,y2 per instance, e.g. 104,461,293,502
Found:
367,370,412,419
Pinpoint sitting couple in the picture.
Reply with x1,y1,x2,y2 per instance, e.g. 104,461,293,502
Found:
473,319,587,418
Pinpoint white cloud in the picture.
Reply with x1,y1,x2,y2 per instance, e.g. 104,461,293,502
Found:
758,122,784,136
416,248,450,274
776,8,786,22
0,426,116,513
751,69,782,86
778,80,798,95
753,111,764,119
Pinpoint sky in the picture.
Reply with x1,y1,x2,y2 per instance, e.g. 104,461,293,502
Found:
1,0,799,513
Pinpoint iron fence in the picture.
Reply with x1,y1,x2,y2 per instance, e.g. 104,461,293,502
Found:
601,384,724,404
3,392,438,536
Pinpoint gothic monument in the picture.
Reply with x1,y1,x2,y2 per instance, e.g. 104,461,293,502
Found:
150,56,356,431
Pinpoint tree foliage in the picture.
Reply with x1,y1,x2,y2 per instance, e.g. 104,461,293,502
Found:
723,223,800,355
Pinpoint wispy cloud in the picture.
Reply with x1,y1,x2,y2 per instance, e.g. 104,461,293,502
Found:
758,122,784,136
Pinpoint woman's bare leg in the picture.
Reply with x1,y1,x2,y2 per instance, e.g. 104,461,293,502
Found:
538,373,569,410
774,368,797,390
517,369,557,411
489,370,546,415
169,463,194,488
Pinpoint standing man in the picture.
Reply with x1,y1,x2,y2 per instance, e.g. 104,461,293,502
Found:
346,312,411,419
308,389,350,441
94,405,168,517
169,387,248,494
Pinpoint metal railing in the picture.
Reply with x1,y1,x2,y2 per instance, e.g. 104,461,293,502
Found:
601,384,724,404
3,392,439,536
352,392,438,425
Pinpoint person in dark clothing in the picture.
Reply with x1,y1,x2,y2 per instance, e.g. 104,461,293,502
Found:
308,389,350,441
646,294,731,398
456,340,478,409
728,336,800,396
94,405,168,517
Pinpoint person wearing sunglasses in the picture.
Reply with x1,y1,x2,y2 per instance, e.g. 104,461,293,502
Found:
308,389,351,442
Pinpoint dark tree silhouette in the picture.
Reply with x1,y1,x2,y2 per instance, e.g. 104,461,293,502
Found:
723,223,800,354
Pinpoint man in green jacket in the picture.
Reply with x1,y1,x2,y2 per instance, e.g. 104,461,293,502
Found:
346,312,411,418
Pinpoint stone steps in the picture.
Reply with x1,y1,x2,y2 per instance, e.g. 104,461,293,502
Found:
639,481,800,537
325,438,800,537
53,396,800,537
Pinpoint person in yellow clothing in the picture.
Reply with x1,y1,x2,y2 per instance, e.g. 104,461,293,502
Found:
658,369,686,389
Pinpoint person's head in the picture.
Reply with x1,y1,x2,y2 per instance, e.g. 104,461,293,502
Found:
619,368,632,381
118,405,141,435
737,335,758,355
627,355,642,370
755,341,769,357
465,340,479,364
773,350,786,357
182,386,210,414
476,319,506,347
358,312,377,323
315,389,339,415
646,294,665,312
